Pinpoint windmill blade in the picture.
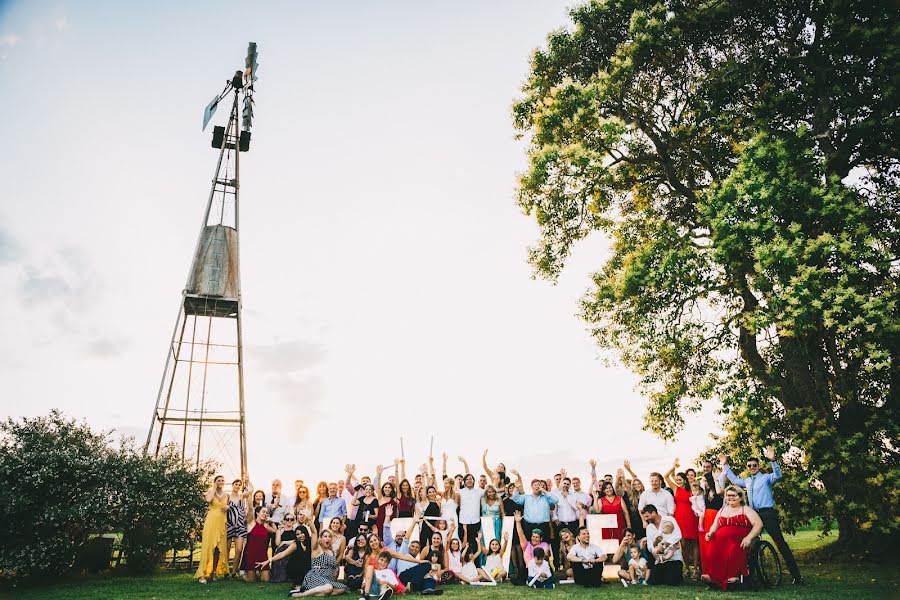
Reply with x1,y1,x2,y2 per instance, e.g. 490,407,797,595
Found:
202,95,220,131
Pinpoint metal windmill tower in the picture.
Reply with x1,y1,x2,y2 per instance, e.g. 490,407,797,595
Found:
144,43,259,479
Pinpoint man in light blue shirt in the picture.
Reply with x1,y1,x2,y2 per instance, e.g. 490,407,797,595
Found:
719,446,801,584
317,482,347,526
511,469,558,544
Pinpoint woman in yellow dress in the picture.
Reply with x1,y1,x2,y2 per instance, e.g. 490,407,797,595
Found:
196,475,230,583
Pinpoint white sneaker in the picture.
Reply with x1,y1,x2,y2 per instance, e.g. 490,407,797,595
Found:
620,579,628,587
379,590,394,600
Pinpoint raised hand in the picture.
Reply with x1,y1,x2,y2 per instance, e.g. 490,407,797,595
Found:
616,468,625,479
503,532,509,541
511,469,521,479
673,457,680,469
717,452,728,466
345,463,355,474
442,452,448,462
457,455,466,463
590,458,598,469
514,510,523,522
483,449,489,458
385,504,394,518
622,459,630,470
763,446,776,461
376,464,384,475
560,468,567,479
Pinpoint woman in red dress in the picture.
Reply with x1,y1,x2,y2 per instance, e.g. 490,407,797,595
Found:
397,479,416,518
702,486,763,590
699,462,724,567
593,481,630,539
374,465,399,536
242,506,276,582
665,461,700,579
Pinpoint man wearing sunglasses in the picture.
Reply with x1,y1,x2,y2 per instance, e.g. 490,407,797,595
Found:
718,446,802,584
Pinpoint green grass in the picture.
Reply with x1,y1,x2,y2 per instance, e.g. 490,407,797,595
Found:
7,530,897,600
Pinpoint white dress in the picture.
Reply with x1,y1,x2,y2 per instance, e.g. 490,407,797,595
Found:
440,498,458,523
461,561,478,580
484,553,503,576
440,498,460,539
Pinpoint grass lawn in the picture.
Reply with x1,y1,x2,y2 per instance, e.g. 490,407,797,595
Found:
6,530,896,600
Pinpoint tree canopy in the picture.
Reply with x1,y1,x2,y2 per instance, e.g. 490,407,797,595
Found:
514,0,899,546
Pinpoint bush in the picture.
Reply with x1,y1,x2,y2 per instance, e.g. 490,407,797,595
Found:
0,411,210,580
116,444,208,574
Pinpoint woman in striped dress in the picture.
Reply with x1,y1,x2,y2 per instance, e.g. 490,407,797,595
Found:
226,478,251,576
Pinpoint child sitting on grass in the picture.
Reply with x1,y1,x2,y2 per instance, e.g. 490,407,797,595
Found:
527,547,555,589
362,551,405,599
479,532,509,583
619,546,649,587
458,543,494,584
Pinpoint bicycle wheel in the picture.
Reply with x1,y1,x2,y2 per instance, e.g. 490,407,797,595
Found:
755,540,782,587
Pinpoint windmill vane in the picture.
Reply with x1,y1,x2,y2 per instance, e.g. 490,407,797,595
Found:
201,42,259,133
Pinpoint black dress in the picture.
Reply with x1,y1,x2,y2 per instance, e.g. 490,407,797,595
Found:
419,501,442,549
622,494,645,540
286,538,311,586
271,528,297,582
356,497,379,532
503,497,520,546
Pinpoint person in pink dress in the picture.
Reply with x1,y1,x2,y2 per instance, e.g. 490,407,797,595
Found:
593,481,630,539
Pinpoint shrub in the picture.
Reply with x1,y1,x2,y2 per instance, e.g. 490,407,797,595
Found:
0,411,210,580
115,444,209,574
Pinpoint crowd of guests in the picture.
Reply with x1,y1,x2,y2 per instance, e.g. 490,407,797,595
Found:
194,447,802,597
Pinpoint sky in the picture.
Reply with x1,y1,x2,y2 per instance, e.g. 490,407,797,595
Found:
0,0,722,489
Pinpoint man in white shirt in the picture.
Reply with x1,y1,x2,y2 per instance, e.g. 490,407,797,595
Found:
458,473,485,545
566,526,606,587
569,477,593,515
267,479,291,554
641,505,683,586
638,472,675,521
551,473,579,567
527,547,554,589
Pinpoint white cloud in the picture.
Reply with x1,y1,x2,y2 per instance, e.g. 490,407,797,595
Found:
0,33,20,47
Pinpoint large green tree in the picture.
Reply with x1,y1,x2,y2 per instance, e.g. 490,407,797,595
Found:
514,0,898,548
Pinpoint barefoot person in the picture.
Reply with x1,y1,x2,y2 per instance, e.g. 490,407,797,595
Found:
196,476,229,584
243,506,277,582
226,478,252,577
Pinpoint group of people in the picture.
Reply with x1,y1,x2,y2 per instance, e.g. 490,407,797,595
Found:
194,448,802,597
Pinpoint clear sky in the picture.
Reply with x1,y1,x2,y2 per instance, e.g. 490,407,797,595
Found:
0,1,721,488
